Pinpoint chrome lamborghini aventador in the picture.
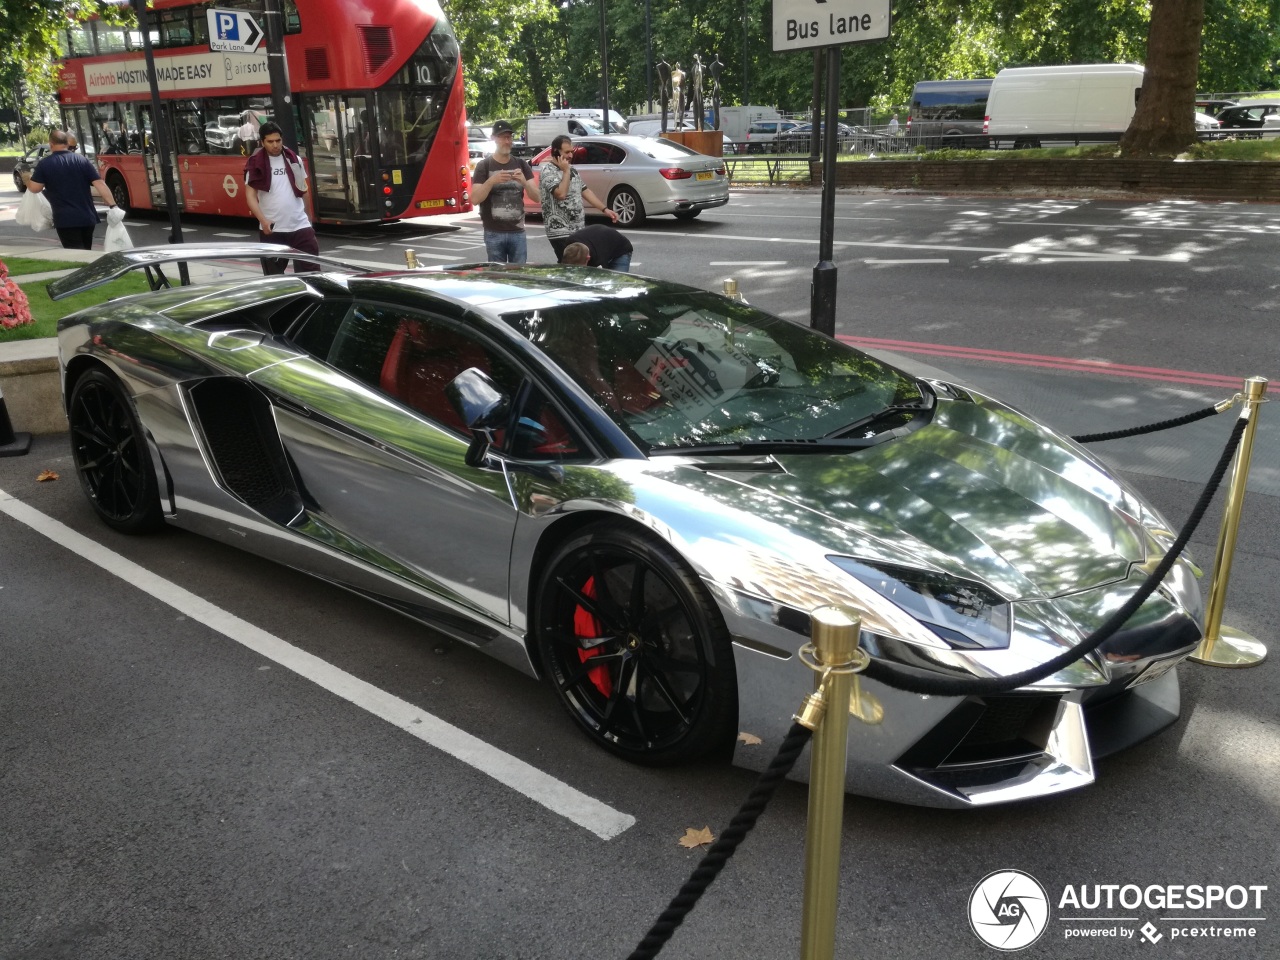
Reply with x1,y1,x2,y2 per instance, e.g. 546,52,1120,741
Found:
52,246,1205,807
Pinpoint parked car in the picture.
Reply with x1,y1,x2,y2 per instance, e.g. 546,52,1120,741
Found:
1215,102,1280,136
466,124,497,169
1196,98,1237,116
50,245,1209,807
204,115,243,154
523,134,728,226
12,144,50,193
743,118,803,153
1193,111,1222,131
906,78,993,148
774,121,891,154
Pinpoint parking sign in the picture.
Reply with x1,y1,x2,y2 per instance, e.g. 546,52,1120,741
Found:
207,8,264,53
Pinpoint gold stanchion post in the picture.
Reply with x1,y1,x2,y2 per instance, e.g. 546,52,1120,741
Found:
794,605,869,960
404,249,419,269
1190,376,1269,667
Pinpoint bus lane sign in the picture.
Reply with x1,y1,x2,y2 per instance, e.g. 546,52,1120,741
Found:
207,8,264,53
771,0,890,52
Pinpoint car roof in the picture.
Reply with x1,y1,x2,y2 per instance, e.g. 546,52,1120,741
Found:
353,264,697,314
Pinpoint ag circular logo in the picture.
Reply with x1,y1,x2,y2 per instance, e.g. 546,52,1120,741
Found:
969,869,1050,950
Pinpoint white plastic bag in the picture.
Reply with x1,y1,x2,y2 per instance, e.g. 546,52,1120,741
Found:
16,189,54,233
104,210,133,252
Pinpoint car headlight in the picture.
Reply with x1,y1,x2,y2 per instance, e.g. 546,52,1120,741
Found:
829,557,1012,650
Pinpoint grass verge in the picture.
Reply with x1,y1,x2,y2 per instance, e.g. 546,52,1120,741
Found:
1,257,150,342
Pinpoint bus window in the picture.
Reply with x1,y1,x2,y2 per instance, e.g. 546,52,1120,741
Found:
66,24,95,57
172,102,206,154
159,8,193,47
94,22,127,54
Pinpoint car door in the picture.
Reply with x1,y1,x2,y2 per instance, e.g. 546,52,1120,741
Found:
253,298,527,628
575,141,625,204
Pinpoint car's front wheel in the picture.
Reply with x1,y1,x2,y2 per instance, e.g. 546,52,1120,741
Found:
68,368,163,534
13,170,26,193
608,186,646,227
534,523,737,765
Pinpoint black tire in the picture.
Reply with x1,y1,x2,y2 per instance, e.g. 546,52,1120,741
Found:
673,209,701,221
534,523,737,765
1013,138,1041,150
106,171,130,213
608,186,646,227
68,369,163,534
13,171,26,193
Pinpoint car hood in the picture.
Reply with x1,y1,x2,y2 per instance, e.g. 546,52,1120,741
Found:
655,396,1146,603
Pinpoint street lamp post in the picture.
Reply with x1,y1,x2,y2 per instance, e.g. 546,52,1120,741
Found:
599,0,611,131
645,0,653,112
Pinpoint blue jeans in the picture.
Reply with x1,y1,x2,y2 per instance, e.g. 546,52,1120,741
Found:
604,252,632,272
484,230,528,263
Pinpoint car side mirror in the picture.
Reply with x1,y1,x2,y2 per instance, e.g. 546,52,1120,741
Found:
446,367,510,468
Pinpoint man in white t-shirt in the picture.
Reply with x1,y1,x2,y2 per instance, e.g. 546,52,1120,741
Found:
243,121,319,275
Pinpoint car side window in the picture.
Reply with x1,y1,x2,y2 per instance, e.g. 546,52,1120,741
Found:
579,143,622,164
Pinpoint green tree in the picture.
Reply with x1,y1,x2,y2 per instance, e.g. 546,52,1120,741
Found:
0,1,121,96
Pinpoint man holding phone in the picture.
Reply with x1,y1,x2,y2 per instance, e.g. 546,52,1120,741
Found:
471,120,539,263
540,135,617,261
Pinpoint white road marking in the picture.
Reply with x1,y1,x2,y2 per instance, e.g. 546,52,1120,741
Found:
996,219,1280,234
653,230,1186,262
336,244,385,252
708,260,788,266
864,258,949,264
715,212,896,221
0,490,636,841
214,232,252,238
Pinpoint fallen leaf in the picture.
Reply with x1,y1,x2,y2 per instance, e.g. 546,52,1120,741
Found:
35,470,59,482
737,731,762,746
678,826,715,849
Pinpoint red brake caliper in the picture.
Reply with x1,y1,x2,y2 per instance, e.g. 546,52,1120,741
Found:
574,576,613,697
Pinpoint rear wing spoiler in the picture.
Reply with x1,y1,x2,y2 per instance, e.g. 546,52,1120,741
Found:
46,244,363,301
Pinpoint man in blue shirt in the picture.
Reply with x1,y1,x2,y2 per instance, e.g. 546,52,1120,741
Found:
24,129,117,249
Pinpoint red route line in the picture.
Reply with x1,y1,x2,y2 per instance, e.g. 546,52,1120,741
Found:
837,335,1243,389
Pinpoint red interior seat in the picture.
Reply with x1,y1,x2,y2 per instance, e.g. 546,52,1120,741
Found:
379,319,487,433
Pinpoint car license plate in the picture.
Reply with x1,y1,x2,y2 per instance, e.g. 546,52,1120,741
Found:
416,199,446,210
1129,656,1182,688
696,171,714,181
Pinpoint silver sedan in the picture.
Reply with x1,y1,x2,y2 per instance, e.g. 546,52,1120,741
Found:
524,134,729,226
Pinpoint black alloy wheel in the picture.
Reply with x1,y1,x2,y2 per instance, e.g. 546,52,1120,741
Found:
534,523,737,765
68,369,163,534
608,186,646,227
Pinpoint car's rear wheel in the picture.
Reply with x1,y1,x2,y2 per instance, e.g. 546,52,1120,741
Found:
1013,138,1041,150
106,171,130,213
673,209,701,221
534,523,737,765
68,369,163,534
13,170,26,193
608,186,646,227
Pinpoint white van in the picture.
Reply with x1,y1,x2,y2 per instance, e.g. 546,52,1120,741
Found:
525,114,603,149
550,108,627,134
984,63,1144,148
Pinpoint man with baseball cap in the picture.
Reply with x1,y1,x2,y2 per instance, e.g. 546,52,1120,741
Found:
471,120,540,263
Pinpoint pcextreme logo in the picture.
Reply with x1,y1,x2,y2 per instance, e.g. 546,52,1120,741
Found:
969,869,1050,951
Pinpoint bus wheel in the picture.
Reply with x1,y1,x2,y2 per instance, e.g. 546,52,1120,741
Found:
106,172,130,213
609,187,646,227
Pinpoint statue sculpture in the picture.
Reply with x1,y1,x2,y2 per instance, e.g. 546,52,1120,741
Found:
709,54,724,132
657,61,672,133
670,62,686,131
690,54,705,131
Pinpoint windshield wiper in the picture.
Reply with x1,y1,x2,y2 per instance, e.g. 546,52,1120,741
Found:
649,437,886,457
824,396,935,440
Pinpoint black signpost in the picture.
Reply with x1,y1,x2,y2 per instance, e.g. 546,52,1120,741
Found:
262,0,299,151
132,0,188,283
771,0,890,336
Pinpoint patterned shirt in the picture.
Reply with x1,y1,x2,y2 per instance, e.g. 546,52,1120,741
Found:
539,162,585,239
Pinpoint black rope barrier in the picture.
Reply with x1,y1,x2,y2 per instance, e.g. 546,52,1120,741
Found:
1071,402,1222,443
626,722,814,960
864,416,1246,698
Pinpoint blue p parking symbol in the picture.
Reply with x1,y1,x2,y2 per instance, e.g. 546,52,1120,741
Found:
216,12,238,41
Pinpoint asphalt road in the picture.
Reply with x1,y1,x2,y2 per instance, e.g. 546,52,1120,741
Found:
2,186,1278,959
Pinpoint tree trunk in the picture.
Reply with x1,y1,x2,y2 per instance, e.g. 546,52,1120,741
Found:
1120,0,1205,157
519,24,551,115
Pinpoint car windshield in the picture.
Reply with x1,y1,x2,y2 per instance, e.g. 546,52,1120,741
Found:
502,292,922,453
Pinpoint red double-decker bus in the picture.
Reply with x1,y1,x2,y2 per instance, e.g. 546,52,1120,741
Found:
55,0,472,224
